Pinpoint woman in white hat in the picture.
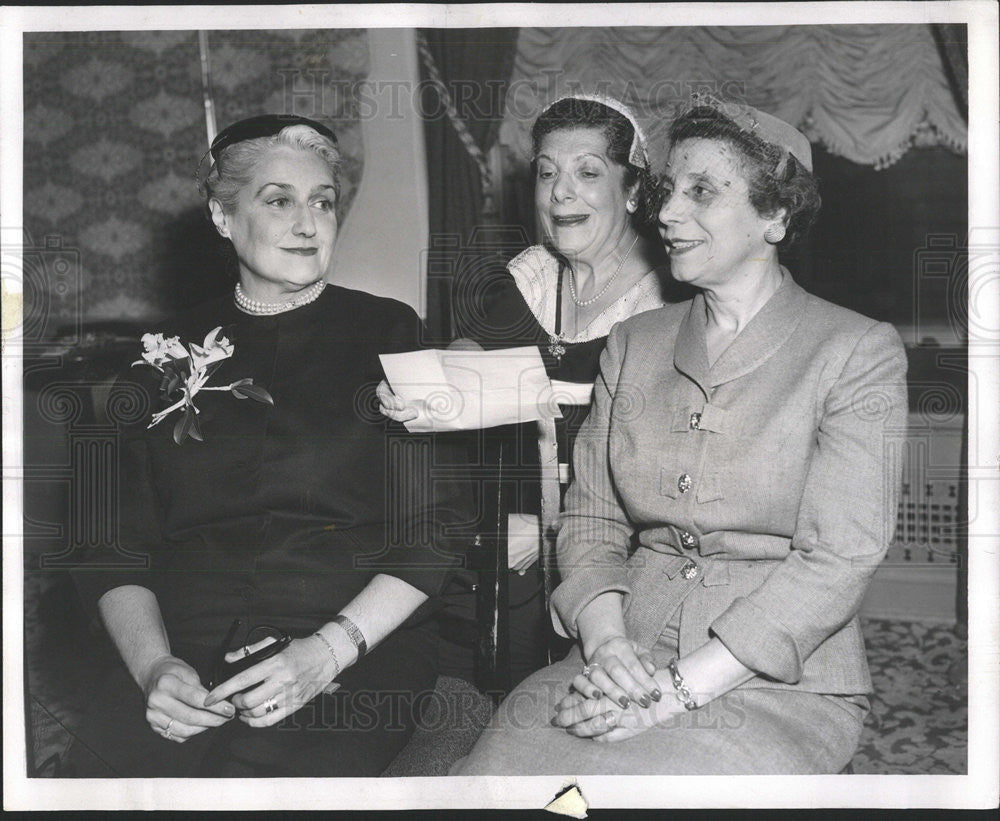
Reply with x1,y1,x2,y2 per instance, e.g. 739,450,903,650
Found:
379,95,677,689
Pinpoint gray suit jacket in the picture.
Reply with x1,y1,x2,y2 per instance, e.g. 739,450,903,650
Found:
551,274,908,695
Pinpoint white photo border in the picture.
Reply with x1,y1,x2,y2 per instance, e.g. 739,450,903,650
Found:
2,2,997,811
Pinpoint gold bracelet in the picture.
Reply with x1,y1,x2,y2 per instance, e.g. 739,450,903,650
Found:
312,631,341,677
666,657,698,711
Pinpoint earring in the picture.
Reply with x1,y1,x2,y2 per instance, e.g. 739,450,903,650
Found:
764,224,786,244
627,199,637,213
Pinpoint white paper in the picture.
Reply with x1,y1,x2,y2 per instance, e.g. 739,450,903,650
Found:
379,346,561,432
549,379,595,407
507,512,541,571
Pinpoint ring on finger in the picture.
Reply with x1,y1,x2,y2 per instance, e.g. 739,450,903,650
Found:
264,696,277,715
242,645,251,658
582,663,603,678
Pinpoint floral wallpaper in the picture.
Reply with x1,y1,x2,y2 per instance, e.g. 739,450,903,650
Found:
23,29,369,336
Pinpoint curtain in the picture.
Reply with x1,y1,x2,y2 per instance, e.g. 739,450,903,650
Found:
417,28,519,341
932,24,969,122
500,25,967,172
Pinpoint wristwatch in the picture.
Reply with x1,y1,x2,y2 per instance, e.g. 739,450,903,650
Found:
333,614,367,659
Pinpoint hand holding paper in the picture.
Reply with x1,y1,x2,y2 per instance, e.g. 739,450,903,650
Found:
379,346,561,432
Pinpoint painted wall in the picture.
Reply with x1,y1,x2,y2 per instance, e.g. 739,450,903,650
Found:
329,29,428,317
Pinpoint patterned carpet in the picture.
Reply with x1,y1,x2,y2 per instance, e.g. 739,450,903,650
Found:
25,571,968,776
854,618,968,774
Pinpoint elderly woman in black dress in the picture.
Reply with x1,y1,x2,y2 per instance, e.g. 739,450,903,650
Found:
67,115,464,777
379,96,678,687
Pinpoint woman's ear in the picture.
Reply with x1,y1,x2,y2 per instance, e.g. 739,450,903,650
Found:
763,207,789,244
208,199,230,239
625,181,641,214
766,206,788,229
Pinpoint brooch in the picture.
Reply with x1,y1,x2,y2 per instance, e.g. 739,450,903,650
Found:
547,333,566,361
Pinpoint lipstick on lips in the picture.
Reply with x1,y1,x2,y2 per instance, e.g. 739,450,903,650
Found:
282,247,319,256
551,214,590,227
666,238,703,255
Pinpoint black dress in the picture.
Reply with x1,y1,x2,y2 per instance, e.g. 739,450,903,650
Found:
67,285,468,777
438,248,664,688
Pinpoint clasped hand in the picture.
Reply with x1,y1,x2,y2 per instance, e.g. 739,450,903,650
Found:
142,635,340,741
552,637,664,742
576,636,660,710
552,690,655,743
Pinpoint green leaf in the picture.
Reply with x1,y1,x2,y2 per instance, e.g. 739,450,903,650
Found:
232,382,274,405
189,412,204,442
162,371,182,399
173,406,194,445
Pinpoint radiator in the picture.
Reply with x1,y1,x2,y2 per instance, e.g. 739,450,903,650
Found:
861,411,964,623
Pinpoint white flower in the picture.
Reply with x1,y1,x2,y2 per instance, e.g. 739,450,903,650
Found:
133,325,271,442
136,332,188,369
188,326,234,371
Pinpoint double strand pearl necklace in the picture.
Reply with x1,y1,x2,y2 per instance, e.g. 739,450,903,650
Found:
568,234,640,307
234,280,326,316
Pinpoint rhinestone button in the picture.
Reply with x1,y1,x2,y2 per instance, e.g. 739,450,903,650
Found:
678,473,693,493
679,530,698,550
680,560,699,580
689,412,702,430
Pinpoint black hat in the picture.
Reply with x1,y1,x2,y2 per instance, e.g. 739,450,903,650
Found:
209,114,337,163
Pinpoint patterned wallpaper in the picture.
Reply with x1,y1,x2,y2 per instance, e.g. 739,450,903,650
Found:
23,29,369,337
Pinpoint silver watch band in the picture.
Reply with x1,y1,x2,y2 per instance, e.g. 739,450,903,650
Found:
333,614,367,659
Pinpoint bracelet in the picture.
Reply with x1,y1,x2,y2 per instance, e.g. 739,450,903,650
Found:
312,631,341,677
333,614,367,659
666,657,698,711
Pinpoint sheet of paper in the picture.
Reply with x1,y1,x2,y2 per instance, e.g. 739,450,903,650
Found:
507,512,540,572
379,346,561,432
549,379,595,406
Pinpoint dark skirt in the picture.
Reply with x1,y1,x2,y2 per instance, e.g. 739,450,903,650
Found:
64,625,438,778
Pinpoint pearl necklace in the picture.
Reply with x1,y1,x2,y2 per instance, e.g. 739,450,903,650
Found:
568,235,640,307
234,280,326,316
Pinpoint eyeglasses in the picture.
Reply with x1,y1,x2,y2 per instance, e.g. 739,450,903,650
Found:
207,618,292,691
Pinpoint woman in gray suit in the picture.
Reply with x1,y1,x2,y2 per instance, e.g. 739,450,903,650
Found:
456,99,908,774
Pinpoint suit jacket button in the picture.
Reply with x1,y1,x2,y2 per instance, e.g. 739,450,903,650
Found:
681,560,699,580
679,530,698,550
678,474,693,493
689,412,702,430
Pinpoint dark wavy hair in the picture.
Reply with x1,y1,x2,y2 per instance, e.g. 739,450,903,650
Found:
531,98,659,227
667,105,821,247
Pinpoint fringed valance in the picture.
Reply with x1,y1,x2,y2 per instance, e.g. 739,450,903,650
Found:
500,25,967,170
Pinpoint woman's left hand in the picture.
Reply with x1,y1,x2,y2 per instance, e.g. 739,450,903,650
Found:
551,690,655,743
577,636,660,709
203,634,340,727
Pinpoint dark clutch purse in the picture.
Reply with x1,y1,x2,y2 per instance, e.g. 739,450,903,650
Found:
206,620,292,692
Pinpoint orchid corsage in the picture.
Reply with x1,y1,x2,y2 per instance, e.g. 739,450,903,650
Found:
133,325,274,444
